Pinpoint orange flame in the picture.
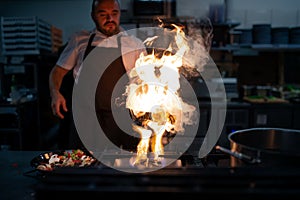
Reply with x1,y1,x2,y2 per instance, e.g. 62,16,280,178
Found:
126,23,196,165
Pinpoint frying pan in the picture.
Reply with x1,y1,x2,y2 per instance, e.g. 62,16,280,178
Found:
216,127,300,167
30,149,98,173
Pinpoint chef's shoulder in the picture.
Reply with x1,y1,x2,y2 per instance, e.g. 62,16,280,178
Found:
121,32,145,50
67,30,92,45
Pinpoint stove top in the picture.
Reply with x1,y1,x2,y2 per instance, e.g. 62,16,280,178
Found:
34,147,300,199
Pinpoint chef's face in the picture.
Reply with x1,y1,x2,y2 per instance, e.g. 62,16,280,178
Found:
91,0,120,36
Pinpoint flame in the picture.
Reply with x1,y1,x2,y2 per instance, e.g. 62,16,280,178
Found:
125,23,198,166
120,19,213,167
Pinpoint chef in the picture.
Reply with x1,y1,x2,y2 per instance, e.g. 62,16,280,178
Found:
49,0,146,150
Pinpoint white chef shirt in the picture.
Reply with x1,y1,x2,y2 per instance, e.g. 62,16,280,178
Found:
56,27,146,79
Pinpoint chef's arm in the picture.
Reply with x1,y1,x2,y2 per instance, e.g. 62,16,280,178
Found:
49,65,69,119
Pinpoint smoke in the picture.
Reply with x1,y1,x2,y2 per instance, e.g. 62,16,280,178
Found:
143,17,213,80
181,17,213,79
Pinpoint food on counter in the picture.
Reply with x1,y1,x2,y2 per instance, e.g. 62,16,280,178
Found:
36,149,96,171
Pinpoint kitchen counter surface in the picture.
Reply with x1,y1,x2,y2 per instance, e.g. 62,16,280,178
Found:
2,150,300,199
0,150,43,200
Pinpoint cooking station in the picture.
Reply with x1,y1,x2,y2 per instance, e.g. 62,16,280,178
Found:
2,136,300,200
32,141,300,199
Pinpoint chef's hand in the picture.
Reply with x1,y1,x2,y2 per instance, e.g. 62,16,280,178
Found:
51,90,68,119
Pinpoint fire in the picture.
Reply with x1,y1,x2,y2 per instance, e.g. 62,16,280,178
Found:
125,23,197,167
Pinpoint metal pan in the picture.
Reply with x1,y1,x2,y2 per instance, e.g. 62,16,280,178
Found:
30,149,98,173
216,127,300,167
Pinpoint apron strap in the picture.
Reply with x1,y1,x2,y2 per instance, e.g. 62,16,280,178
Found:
83,33,96,60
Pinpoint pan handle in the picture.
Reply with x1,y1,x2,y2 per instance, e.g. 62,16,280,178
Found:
215,145,261,164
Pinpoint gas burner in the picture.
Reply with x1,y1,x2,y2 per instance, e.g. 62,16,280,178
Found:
113,156,183,170
98,150,198,170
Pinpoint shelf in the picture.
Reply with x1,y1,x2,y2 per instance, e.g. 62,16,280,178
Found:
213,44,300,51
212,44,300,56
250,44,300,51
212,22,240,29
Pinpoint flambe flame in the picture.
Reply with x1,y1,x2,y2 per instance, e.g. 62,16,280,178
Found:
125,24,196,166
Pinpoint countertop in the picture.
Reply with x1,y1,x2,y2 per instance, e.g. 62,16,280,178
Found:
0,150,42,200
2,150,300,199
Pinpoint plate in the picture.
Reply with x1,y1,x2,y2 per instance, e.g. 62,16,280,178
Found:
30,149,98,172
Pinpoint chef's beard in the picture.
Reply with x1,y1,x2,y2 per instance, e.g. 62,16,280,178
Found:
100,22,120,36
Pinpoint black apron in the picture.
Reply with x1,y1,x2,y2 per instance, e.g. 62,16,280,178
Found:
95,36,140,151
59,33,139,151
57,34,97,150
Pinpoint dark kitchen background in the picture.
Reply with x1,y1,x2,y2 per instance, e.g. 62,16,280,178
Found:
0,0,300,151
2,1,300,199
